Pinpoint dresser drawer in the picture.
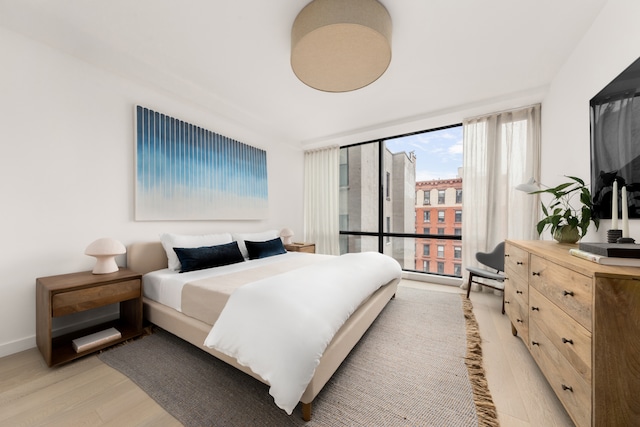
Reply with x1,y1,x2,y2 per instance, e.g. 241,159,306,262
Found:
530,320,591,427
505,243,529,282
52,279,141,317
530,287,592,383
505,284,529,343
505,273,528,305
529,255,592,331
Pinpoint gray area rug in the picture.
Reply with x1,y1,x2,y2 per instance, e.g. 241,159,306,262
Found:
99,287,490,426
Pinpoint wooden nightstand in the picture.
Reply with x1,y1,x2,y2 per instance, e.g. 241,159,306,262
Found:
284,242,316,253
36,268,143,367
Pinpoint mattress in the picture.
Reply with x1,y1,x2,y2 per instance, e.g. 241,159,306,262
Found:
143,252,333,324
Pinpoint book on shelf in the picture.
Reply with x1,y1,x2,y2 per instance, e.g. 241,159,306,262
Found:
72,327,121,353
569,248,640,267
578,242,640,259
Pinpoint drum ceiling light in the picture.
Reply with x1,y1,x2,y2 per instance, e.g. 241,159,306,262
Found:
291,0,392,92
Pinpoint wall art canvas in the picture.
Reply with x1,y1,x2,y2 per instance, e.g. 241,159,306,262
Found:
135,106,268,220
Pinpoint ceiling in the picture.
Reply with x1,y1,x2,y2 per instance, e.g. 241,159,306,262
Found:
0,0,608,147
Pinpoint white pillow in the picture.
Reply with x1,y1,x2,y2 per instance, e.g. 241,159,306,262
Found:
232,230,280,259
160,232,233,271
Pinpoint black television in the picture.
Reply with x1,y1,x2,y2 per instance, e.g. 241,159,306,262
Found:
590,56,640,220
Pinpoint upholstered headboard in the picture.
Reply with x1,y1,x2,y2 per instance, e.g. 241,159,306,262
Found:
127,241,167,275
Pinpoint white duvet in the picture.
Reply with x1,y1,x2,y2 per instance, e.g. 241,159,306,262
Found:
204,251,402,414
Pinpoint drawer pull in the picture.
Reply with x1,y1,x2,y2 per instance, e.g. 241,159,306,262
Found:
531,341,540,346
562,338,574,345
505,300,510,304
561,384,574,392
516,261,523,265
531,306,539,311
563,290,574,297
504,254,510,257
532,271,541,276
516,319,523,323
516,290,523,294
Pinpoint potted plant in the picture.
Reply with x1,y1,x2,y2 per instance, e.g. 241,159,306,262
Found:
531,175,599,243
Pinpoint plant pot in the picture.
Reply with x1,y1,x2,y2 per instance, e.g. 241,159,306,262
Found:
553,226,580,244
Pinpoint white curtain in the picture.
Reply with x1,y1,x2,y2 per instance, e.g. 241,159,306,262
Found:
462,104,541,289
303,146,340,255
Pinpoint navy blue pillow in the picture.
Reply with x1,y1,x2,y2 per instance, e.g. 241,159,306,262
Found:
173,241,245,273
245,237,287,260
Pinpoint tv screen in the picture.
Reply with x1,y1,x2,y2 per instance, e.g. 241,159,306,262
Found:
590,56,640,220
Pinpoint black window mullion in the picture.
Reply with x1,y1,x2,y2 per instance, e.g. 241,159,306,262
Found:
378,140,384,253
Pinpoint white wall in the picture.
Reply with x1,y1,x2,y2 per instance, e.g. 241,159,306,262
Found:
4,0,638,358
0,27,304,357
541,0,640,242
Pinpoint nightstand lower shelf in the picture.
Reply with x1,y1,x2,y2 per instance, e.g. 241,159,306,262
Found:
50,319,140,366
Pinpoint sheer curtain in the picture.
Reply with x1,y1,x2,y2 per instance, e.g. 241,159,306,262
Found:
462,104,541,290
303,146,340,255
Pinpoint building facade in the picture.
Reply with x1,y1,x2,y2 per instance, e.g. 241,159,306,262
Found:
339,143,416,269
415,177,463,277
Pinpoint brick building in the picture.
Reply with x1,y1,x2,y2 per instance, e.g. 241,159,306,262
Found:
415,177,463,277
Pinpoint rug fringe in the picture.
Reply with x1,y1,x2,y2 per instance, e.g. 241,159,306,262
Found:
461,296,500,427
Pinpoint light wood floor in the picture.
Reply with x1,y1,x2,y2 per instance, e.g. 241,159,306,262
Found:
405,281,574,427
0,280,574,426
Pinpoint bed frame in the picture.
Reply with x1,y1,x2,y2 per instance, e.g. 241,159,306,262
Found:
127,241,399,421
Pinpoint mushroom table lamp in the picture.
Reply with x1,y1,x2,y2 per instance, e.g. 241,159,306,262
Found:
280,228,294,245
85,238,126,274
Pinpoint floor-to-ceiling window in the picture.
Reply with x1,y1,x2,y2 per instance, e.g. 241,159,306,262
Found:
339,125,464,278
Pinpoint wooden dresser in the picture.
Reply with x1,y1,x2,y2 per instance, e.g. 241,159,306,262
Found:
504,240,640,427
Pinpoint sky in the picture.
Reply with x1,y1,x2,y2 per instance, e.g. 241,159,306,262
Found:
385,125,463,181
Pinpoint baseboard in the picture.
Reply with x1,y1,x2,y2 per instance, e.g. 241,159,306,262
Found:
0,311,119,359
0,335,36,358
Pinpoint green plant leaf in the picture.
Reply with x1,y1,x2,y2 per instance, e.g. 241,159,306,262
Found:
532,175,598,240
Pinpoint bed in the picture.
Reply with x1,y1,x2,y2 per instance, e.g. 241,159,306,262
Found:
127,234,401,421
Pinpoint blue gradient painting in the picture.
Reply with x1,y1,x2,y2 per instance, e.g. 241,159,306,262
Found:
135,106,268,220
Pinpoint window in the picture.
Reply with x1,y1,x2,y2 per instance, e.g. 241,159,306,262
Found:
454,246,462,259
339,214,349,231
423,260,430,271
338,123,463,276
437,262,445,274
438,189,445,204
385,172,391,199
456,189,462,203
386,217,391,243
454,228,462,236
437,245,444,258
339,149,349,187
455,210,462,222
454,264,461,276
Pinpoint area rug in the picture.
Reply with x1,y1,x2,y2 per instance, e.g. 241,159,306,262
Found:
98,286,498,426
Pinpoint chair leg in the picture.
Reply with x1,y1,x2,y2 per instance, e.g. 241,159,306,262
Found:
466,273,474,299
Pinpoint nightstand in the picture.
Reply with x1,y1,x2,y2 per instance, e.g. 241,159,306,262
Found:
36,268,143,367
284,242,316,253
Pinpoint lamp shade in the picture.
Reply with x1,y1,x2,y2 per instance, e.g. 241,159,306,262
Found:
85,238,126,274
280,228,294,245
515,177,540,193
291,0,392,92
